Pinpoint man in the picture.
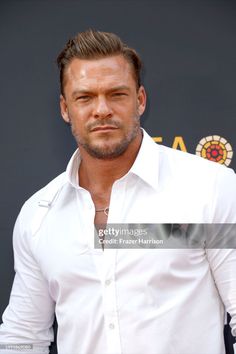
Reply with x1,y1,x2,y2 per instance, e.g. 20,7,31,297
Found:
0,30,235,354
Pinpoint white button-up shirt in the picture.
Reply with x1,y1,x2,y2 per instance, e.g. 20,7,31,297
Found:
0,130,236,354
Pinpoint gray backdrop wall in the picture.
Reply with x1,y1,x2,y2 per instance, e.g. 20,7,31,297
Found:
1,1,236,353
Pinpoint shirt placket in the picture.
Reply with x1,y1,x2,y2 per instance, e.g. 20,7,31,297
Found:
102,249,122,354
101,180,126,354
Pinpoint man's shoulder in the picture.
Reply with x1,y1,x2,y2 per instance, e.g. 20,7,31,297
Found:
19,172,67,226
143,130,232,176
158,143,233,176
25,171,67,204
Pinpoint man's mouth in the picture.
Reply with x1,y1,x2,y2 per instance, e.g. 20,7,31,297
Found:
91,125,118,132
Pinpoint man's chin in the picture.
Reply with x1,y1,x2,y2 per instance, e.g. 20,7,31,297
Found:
77,126,141,159
81,141,130,160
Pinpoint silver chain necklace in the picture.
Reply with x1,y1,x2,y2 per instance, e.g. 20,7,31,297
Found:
95,207,109,216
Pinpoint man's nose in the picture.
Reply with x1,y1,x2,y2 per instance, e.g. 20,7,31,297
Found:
93,96,112,119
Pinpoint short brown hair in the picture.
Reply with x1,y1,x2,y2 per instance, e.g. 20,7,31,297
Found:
57,29,142,95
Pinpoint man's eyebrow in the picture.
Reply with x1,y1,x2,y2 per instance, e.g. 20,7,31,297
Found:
71,86,131,98
71,89,92,98
108,85,131,92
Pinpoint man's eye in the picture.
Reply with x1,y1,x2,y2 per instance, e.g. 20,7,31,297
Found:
112,93,127,97
77,96,91,101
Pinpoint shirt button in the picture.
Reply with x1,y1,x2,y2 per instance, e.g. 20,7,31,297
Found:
105,279,111,286
109,323,115,330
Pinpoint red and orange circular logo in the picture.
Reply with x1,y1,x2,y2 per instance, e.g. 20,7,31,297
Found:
195,135,233,166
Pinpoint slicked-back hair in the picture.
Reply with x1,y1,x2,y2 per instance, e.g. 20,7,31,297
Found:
57,29,142,96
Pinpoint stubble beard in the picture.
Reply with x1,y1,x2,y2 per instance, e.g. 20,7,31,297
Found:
72,116,141,160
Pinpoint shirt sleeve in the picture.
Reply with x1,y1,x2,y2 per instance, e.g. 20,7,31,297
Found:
0,210,55,354
206,166,236,339
206,249,236,337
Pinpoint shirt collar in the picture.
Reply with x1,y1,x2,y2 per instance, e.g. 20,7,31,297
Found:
65,149,82,189
128,128,159,191
65,128,159,191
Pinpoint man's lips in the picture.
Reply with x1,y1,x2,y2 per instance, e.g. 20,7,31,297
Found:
90,125,118,132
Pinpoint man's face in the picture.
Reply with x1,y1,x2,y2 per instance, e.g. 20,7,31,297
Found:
60,55,146,159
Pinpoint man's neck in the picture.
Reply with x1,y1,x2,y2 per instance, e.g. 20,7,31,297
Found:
78,131,143,193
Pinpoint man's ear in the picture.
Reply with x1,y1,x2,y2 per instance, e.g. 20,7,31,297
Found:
60,94,70,123
137,86,147,116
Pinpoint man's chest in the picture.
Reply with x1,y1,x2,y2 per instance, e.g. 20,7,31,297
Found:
29,185,214,301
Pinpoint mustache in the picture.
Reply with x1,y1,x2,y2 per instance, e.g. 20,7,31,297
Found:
87,119,121,131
